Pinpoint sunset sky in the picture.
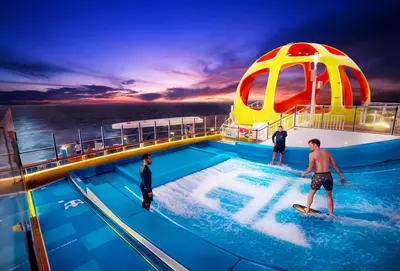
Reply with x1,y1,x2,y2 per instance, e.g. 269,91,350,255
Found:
0,0,399,105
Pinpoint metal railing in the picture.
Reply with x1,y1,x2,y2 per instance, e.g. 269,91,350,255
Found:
296,107,345,130
8,103,400,178
254,112,296,143
221,104,400,144
3,114,228,177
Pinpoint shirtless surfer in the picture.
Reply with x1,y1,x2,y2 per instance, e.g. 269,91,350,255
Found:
301,139,346,215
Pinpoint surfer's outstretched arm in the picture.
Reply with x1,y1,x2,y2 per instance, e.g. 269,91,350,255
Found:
329,154,346,184
301,153,314,177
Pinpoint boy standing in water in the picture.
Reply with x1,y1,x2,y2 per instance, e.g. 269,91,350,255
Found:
301,139,346,215
140,153,153,210
270,126,287,166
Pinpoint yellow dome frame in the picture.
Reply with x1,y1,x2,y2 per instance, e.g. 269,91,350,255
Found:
231,42,371,125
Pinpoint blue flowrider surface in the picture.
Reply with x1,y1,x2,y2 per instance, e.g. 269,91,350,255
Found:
32,179,152,271
71,141,284,271
125,212,239,271
232,260,278,271
116,147,230,187
88,174,240,271
87,182,142,220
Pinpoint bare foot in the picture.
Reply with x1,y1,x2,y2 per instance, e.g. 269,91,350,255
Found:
269,162,274,165
142,202,150,211
305,207,310,214
278,162,282,166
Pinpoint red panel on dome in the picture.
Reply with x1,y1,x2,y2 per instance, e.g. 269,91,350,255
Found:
339,67,353,106
351,68,370,104
273,62,331,113
322,45,346,56
287,43,318,57
256,47,282,63
274,63,314,112
338,66,370,106
240,68,270,107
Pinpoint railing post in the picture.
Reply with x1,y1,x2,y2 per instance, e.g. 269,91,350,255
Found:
12,131,23,168
204,116,207,134
266,123,269,139
193,117,196,137
294,106,297,127
138,123,142,142
280,113,282,126
352,106,358,132
181,119,184,138
214,115,217,133
154,121,157,140
52,133,58,160
320,105,325,129
168,120,171,138
101,126,105,150
237,126,240,140
78,129,84,154
391,106,398,135
121,124,125,145
363,107,367,124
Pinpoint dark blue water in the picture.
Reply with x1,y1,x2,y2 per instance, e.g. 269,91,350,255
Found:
2,103,229,164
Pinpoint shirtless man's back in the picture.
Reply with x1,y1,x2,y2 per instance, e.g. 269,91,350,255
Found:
311,149,331,173
301,139,346,215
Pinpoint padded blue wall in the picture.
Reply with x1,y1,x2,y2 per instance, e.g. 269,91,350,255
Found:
75,138,400,181
235,138,400,168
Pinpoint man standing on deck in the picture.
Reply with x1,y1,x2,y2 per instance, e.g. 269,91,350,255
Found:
74,141,82,154
270,126,287,166
301,139,347,216
140,153,153,210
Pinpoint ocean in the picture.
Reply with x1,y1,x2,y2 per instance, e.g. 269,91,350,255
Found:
1,103,230,165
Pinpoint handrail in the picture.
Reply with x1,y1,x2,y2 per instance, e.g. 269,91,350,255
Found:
297,104,398,110
256,123,269,132
23,158,58,169
369,102,400,106
270,113,294,126
19,146,54,155
257,107,298,131
253,106,297,131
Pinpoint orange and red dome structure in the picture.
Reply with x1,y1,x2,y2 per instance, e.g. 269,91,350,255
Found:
232,42,371,125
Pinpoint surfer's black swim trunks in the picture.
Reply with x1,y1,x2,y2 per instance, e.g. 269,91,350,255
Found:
141,187,153,203
273,144,285,154
311,172,333,191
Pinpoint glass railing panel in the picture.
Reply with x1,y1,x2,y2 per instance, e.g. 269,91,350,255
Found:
353,106,396,134
17,114,228,172
0,109,39,270
393,108,400,136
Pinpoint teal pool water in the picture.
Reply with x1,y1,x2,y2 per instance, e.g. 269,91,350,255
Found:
153,158,400,270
